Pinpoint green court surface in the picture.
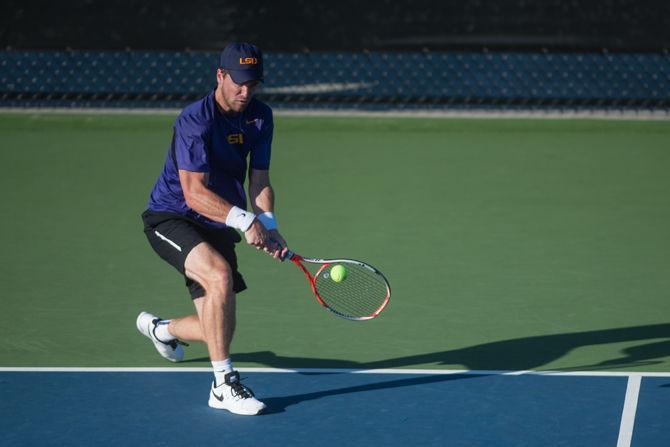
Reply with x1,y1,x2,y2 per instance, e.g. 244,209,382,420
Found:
1,112,669,372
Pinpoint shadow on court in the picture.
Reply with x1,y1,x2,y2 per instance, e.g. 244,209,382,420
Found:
182,322,670,371
260,373,487,414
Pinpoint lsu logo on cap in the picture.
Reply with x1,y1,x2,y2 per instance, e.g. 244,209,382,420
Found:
239,57,258,65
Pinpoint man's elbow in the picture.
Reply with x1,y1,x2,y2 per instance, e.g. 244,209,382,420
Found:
182,188,199,210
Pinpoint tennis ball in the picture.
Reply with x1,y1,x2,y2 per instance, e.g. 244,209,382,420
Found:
330,265,347,283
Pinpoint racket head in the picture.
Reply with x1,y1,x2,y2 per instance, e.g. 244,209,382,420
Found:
310,259,391,321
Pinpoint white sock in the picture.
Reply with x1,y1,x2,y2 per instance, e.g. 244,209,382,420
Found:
212,358,234,386
153,320,176,343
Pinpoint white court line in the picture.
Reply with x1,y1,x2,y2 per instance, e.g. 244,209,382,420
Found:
1,366,670,377
616,375,642,447
1,107,669,121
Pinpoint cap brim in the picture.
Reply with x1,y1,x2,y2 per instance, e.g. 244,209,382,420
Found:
228,69,264,85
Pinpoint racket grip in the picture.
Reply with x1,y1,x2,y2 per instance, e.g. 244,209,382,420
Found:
268,237,292,261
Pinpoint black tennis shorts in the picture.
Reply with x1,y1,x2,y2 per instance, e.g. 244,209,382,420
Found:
142,210,247,299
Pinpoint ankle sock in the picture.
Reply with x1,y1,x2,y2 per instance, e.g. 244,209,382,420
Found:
153,320,176,343
212,358,234,386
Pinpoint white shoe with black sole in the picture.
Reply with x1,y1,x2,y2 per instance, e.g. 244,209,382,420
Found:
208,371,266,415
136,311,186,362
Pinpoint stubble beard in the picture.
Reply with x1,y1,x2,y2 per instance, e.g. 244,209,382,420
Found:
216,85,248,115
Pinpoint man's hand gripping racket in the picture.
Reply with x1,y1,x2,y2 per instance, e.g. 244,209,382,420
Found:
283,249,391,321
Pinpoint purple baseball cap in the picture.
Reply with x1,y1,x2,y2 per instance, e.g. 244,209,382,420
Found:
220,42,264,84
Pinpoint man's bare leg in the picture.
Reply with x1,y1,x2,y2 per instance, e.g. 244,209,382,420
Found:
175,241,265,414
166,314,204,342
183,242,236,362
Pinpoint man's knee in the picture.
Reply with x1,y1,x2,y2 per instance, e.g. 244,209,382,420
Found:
204,265,234,297
185,242,234,297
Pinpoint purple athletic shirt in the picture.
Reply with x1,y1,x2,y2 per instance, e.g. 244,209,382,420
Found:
147,91,273,229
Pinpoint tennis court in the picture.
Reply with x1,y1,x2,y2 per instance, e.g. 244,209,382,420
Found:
1,112,669,445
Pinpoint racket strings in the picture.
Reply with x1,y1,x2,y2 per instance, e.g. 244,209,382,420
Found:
314,263,389,319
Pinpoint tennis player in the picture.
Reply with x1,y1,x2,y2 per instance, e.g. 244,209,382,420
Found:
137,42,287,416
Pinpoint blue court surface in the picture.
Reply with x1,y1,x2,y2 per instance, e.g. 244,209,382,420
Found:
1,368,668,447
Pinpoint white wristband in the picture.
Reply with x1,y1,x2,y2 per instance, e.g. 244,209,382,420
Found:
257,212,278,230
225,206,256,232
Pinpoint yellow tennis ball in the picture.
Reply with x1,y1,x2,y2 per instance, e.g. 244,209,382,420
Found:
330,265,347,283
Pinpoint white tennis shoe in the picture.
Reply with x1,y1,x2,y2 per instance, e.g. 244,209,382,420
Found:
208,371,267,415
136,311,185,362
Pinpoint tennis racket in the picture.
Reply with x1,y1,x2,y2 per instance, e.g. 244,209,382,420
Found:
285,250,391,320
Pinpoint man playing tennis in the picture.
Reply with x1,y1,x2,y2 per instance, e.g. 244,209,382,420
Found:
137,42,287,416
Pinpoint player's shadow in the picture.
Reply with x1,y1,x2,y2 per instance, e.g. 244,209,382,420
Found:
231,322,670,372
260,371,488,415
185,323,670,412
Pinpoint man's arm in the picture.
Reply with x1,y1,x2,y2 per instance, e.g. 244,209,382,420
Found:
248,169,288,258
178,169,271,251
248,169,275,215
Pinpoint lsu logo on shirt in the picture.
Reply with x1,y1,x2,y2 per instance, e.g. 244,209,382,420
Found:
228,133,244,144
